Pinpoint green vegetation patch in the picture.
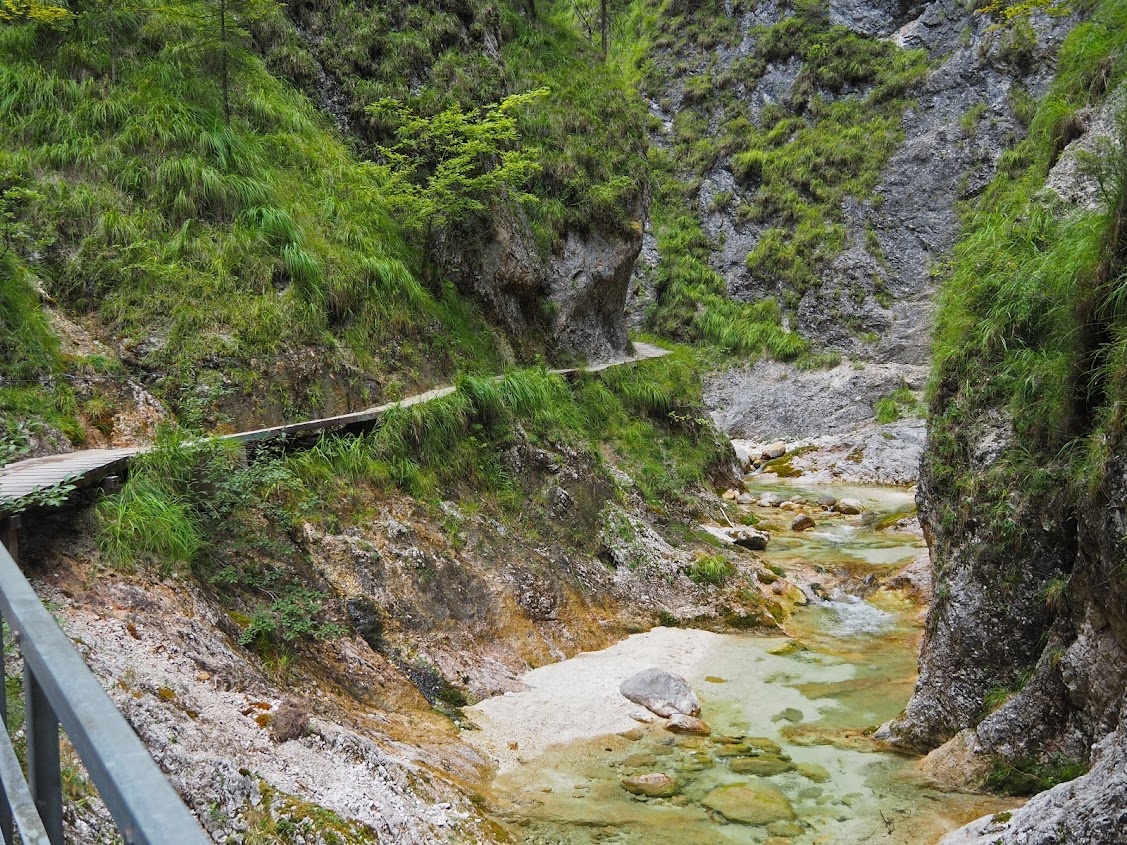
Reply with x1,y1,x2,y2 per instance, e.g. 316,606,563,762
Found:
635,0,928,329
926,0,1127,541
874,385,921,424
986,754,1087,796
688,553,737,586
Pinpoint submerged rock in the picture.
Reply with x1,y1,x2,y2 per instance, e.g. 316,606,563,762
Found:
772,708,804,724
622,752,658,768
622,773,678,798
701,783,796,825
620,668,701,717
834,498,865,515
795,762,831,783
768,820,805,837
743,737,784,755
666,714,711,735
730,756,795,776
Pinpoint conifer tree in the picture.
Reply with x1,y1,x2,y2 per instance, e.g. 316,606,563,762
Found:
183,0,275,126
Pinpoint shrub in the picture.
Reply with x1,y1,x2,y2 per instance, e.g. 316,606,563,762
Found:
688,553,736,586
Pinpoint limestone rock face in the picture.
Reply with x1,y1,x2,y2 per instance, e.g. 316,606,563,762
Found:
457,200,643,364
619,668,701,718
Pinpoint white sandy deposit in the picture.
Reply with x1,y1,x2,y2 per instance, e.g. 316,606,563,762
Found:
463,627,736,773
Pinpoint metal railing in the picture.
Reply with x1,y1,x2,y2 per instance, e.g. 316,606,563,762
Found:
0,541,210,845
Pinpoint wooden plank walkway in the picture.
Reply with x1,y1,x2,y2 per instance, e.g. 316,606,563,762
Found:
0,343,670,513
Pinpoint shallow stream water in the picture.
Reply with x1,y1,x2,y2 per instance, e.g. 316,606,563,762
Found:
467,483,1009,845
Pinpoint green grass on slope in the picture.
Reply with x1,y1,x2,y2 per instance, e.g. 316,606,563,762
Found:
256,0,649,244
0,252,80,437
927,0,1127,535
1,1,505,427
644,149,808,359
96,351,729,570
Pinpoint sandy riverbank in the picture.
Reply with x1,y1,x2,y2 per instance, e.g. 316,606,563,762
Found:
463,627,732,773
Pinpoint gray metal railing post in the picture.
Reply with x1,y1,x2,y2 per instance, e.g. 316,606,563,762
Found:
24,667,62,845
0,543,210,844
0,613,10,845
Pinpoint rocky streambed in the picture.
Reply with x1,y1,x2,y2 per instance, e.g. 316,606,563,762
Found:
464,482,1014,844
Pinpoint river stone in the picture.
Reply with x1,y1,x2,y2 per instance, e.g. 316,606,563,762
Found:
768,820,805,837
701,783,797,825
816,495,837,508
722,488,739,500
796,762,831,783
622,773,678,798
620,668,701,717
737,493,755,504
767,641,806,657
730,756,795,776
713,743,751,757
744,737,784,754
834,498,864,515
772,707,804,723
790,514,816,531
622,752,657,768
725,527,769,550
666,714,711,735
758,493,784,507
762,442,787,460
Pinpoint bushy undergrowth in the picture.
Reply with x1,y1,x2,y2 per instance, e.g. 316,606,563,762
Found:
263,0,648,242
927,0,1127,533
291,349,728,506
96,354,727,576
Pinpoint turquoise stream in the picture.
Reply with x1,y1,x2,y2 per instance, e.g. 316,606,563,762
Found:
479,483,1010,845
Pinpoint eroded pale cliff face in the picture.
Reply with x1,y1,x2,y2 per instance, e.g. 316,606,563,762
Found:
452,199,645,364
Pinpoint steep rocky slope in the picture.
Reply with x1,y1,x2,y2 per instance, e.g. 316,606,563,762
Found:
632,0,1075,438
880,2,1127,837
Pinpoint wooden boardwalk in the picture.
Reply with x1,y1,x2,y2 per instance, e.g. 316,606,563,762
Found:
0,343,669,513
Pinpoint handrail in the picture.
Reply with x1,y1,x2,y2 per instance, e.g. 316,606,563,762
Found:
0,543,210,845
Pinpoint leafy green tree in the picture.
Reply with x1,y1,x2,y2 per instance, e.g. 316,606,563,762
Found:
364,89,548,268
0,0,72,27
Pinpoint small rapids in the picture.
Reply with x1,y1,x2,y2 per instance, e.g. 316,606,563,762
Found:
466,484,1012,844
812,593,896,637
